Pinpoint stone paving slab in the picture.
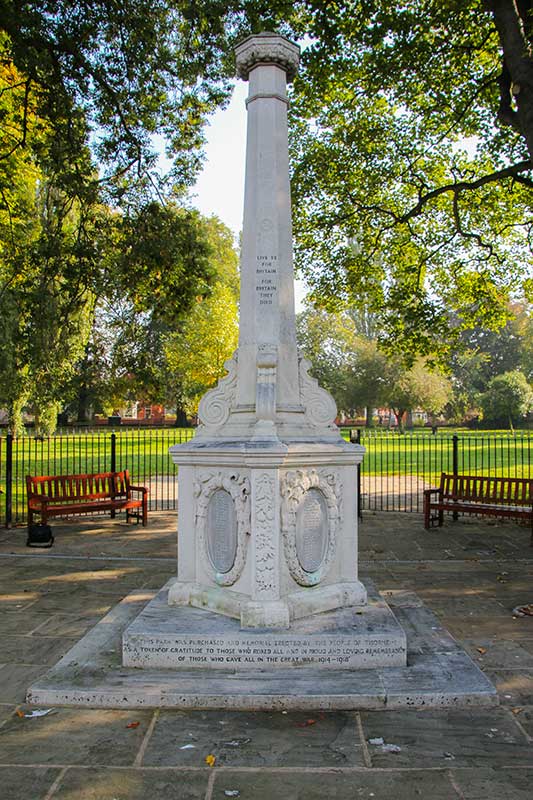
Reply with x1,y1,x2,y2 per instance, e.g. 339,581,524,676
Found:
0,707,152,766
451,767,533,799
483,668,533,706
0,766,62,800
27,587,496,711
210,768,459,799
361,708,532,768
52,768,209,800
142,709,363,767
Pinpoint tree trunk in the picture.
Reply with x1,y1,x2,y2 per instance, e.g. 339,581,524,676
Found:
489,0,533,162
174,400,188,427
7,397,25,437
365,405,373,427
77,382,90,424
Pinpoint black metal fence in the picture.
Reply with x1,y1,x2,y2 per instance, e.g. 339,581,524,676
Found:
0,428,194,526
356,429,532,513
1,427,531,526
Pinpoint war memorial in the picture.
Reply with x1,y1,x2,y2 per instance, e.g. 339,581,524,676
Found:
27,34,496,711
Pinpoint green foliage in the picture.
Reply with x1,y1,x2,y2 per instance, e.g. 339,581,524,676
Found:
481,370,533,428
296,305,452,425
73,215,239,420
286,1,533,359
0,1,238,196
387,359,453,430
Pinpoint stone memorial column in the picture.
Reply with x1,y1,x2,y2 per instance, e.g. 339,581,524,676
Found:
234,33,301,440
166,32,367,630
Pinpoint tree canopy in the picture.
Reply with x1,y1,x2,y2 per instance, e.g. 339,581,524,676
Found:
3,1,533,427
286,1,533,359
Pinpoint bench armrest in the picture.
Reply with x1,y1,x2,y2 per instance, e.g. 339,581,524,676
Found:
129,485,149,496
423,487,440,497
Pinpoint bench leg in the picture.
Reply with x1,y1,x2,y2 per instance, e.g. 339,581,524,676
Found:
438,509,444,526
423,499,430,529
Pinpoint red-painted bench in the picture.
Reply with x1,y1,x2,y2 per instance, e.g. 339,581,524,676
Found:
424,473,533,544
26,470,148,527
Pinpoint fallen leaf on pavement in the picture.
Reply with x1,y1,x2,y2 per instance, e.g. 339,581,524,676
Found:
126,721,140,729
205,754,216,767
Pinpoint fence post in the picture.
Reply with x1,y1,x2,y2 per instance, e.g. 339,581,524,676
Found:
110,432,117,473
110,432,117,519
5,433,13,529
350,429,363,521
452,434,459,520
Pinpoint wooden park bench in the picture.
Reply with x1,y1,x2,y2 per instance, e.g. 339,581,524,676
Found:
26,470,148,528
424,472,533,543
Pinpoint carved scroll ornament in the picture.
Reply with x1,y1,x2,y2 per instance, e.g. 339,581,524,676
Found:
197,352,238,430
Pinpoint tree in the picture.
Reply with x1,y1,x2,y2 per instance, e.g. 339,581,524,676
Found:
481,370,533,428
69,215,239,424
164,280,239,419
286,1,533,358
297,306,399,423
341,337,394,425
388,359,453,431
5,2,533,378
0,2,238,197
296,307,356,403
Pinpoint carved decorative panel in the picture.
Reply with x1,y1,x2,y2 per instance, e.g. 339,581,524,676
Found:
280,468,341,587
194,470,250,586
252,472,278,599
206,489,238,574
295,488,328,573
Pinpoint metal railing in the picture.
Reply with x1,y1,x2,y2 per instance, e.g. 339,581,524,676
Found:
0,427,195,526
1,427,531,525
356,429,532,513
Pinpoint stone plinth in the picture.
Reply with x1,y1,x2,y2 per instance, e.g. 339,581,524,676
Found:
167,440,366,629
123,584,406,670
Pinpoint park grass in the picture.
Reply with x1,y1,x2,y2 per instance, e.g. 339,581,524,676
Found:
1,426,531,523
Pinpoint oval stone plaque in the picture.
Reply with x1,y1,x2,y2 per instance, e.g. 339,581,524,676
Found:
295,489,328,573
206,489,238,574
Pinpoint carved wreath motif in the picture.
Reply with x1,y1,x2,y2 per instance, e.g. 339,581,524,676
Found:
194,470,250,587
280,468,341,587
197,352,238,430
299,356,338,431
252,472,278,599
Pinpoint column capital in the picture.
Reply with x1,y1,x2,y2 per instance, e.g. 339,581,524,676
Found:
235,32,300,82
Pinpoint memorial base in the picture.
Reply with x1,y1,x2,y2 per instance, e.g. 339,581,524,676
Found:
26,581,498,711
123,581,406,671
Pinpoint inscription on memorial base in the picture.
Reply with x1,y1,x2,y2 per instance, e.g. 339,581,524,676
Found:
122,582,407,670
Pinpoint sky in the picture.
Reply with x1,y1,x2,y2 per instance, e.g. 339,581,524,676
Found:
186,81,308,310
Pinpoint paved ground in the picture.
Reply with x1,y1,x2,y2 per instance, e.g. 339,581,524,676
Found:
0,510,532,799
